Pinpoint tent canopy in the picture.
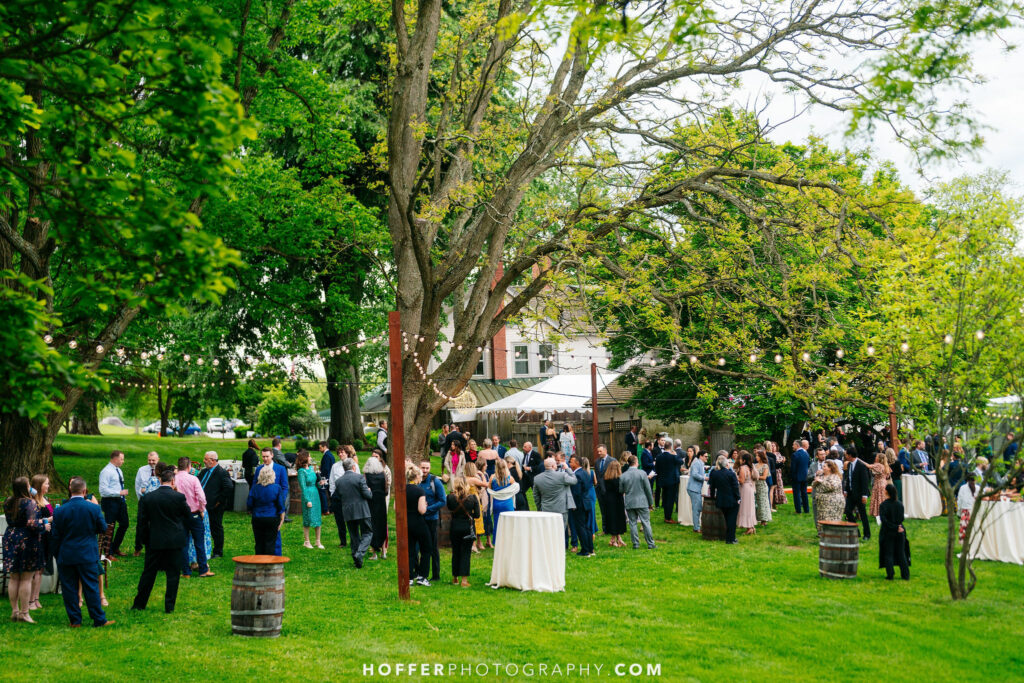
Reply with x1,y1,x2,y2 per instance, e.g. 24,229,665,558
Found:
476,373,620,415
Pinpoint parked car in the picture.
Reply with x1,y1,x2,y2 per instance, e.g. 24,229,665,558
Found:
206,417,226,433
142,421,163,434
182,422,202,436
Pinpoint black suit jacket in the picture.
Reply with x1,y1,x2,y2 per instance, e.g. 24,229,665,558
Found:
137,485,190,550
625,430,638,454
655,451,684,485
522,450,543,490
845,459,871,499
708,468,741,509
199,465,234,510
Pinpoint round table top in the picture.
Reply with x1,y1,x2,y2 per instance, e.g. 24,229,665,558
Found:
500,511,561,520
232,555,291,564
820,521,859,527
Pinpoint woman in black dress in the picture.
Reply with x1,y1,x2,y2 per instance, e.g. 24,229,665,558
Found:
3,477,48,623
446,476,481,587
405,466,432,586
878,483,910,580
363,455,390,560
241,439,260,487
603,460,628,547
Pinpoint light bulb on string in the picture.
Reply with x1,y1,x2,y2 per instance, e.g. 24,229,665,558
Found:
689,355,698,364
801,352,811,362
836,349,845,359
669,359,677,367
900,342,909,352
456,345,463,351
141,351,149,360
116,347,125,357
96,344,105,354
183,354,191,362
649,359,657,367
68,340,78,349
867,345,875,356
418,336,425,343
717,358,725,366
43,334,53,345
943,334,953,345
774,354,783,364
197,358,204,366
976,330,985,340
748,353,757,363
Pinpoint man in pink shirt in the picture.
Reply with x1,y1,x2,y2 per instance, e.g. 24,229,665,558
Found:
175,457,214,578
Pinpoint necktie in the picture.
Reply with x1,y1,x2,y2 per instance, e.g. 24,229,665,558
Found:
117,468,125,499
201,468,214,488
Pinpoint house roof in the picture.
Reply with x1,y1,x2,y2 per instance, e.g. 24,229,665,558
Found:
584,374,637,408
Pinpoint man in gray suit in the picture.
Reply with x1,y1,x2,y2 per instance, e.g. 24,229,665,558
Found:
686,451,708,533
532,457,577,548
620,454,656,549
329,460,373,568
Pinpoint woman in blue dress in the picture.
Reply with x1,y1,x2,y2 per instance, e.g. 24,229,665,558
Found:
296,451,323,549
582,457,598,536
487,459,519,543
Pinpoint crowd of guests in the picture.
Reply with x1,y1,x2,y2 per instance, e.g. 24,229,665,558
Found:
6,423,1021,626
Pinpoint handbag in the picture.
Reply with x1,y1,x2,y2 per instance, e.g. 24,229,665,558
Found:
455,497,478,541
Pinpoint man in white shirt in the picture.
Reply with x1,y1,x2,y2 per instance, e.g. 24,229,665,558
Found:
505,439,525,469
376,421,388,455
99,450,130,558
133,451,160,555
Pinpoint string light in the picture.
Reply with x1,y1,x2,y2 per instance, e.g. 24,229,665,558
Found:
801,352,811,362
717,358,726,366
689,355,698,364
774,354,783,363
43,335,53,345
835,349,845,359
95,344,104,354
183,354,190,362
900,342,909,352
748,353,757,363
943,334,953,344
68,340,78,349
976,330,985,340
866,345,875,356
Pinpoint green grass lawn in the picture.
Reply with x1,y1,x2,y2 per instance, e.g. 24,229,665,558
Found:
3,434,1023,681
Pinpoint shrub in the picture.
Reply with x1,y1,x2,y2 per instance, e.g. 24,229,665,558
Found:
256,391,312,437
233,425,249,439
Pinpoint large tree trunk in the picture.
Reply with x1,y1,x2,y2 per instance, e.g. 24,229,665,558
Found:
0,400,75,489
325,362,359,445
69,394,102,435
348,365,363,443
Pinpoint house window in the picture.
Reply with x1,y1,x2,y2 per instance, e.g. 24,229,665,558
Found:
539,343,555,374
513,344,529,375
474,353,486,377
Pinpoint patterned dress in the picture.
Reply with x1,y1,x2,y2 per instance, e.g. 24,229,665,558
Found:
737,465,757,529
298,467,322,528
2,498,44,573
186,512,212,566
868,462,890,517
754,463,772,523
813,474,845,529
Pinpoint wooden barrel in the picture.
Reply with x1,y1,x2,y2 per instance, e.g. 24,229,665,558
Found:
438,505,452,548
819,521,859,579
701,495,725,540
231,555,290,637
287,473,302,516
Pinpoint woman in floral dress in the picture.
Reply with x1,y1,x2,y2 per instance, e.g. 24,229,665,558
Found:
753,451,772,525
3,477,47,623
736,451,757,535
868,452,891,518
812,461,845,531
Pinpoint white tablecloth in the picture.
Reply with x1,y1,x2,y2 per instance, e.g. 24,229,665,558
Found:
488,512,565,592
969,500,1024,564
903,474,942,519
0,515,59,593
677,476,710,525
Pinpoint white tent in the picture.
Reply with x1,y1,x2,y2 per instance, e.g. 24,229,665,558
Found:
476,373,621,416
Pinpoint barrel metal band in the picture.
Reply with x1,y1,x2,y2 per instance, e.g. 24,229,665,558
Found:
231,608,286,616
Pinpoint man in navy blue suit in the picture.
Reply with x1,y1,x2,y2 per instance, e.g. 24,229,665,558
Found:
708,455,742,544
655,443,684,523
255,447,289,555
51,476,114,628
569,456,595,557
790,439,811,514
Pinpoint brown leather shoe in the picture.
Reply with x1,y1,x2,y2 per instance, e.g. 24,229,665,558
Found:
198,571,216,578
69,623,81,628
95,620,116,627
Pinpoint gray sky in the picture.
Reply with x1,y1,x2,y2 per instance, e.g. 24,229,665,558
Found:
744,31,1024,193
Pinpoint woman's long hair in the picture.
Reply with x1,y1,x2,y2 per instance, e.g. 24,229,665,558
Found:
295,450,311,469
30,474,48,506
504,455,522,479
604,459,622,480
4,476,30,519
451,476,470,500
494,458,509,482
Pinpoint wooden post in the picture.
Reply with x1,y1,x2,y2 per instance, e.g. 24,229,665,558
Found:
591,362,599,462
388,311,410,600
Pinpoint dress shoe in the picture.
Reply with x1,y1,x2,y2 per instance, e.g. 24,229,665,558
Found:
69,623,81,628
198,571,216,578
94,620,116,627
354,559,364,569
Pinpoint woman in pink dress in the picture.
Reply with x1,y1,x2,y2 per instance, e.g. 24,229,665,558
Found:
868,452,891,518
736,450,757,535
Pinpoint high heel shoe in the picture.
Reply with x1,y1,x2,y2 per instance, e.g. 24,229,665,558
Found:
18,610,35,624
316,543,325,549
303,541,314,549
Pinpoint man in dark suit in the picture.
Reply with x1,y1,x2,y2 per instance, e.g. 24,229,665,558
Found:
532,457,577,546
520,442,543,508
199,450,234,559
131,466,191,613
330,459,374,568
569,456,595,557
594,445,614,534
790,439,811,514
52,476,113,627
625,425,639,456
708,455,742,544
844,450,872,540
655,443,684,523
317,441,336,515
